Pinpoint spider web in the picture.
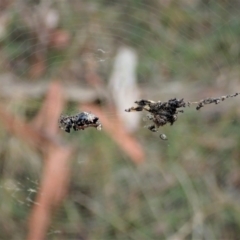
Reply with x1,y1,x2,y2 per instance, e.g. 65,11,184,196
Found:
1,1,240,239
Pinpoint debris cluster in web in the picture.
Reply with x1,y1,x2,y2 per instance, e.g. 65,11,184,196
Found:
58,93,239,139
125,93,240,135
195,93,239,110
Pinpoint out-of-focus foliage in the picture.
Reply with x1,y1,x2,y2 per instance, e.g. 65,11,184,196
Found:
1,0,240,239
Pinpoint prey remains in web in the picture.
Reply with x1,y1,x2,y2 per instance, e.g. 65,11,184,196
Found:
125,93,240,137
59,112,102,133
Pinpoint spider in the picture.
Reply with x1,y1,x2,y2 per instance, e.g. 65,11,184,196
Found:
59,112,102,133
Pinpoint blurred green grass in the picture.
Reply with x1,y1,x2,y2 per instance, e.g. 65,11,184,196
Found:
1,0,240,239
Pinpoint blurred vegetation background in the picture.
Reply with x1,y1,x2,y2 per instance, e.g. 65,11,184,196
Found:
1,0,240,239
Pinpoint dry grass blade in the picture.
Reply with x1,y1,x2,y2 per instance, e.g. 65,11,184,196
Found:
0,103,56,150
0,82,73,240
27,81,73,240
81,103,145,164
27,146,72,240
